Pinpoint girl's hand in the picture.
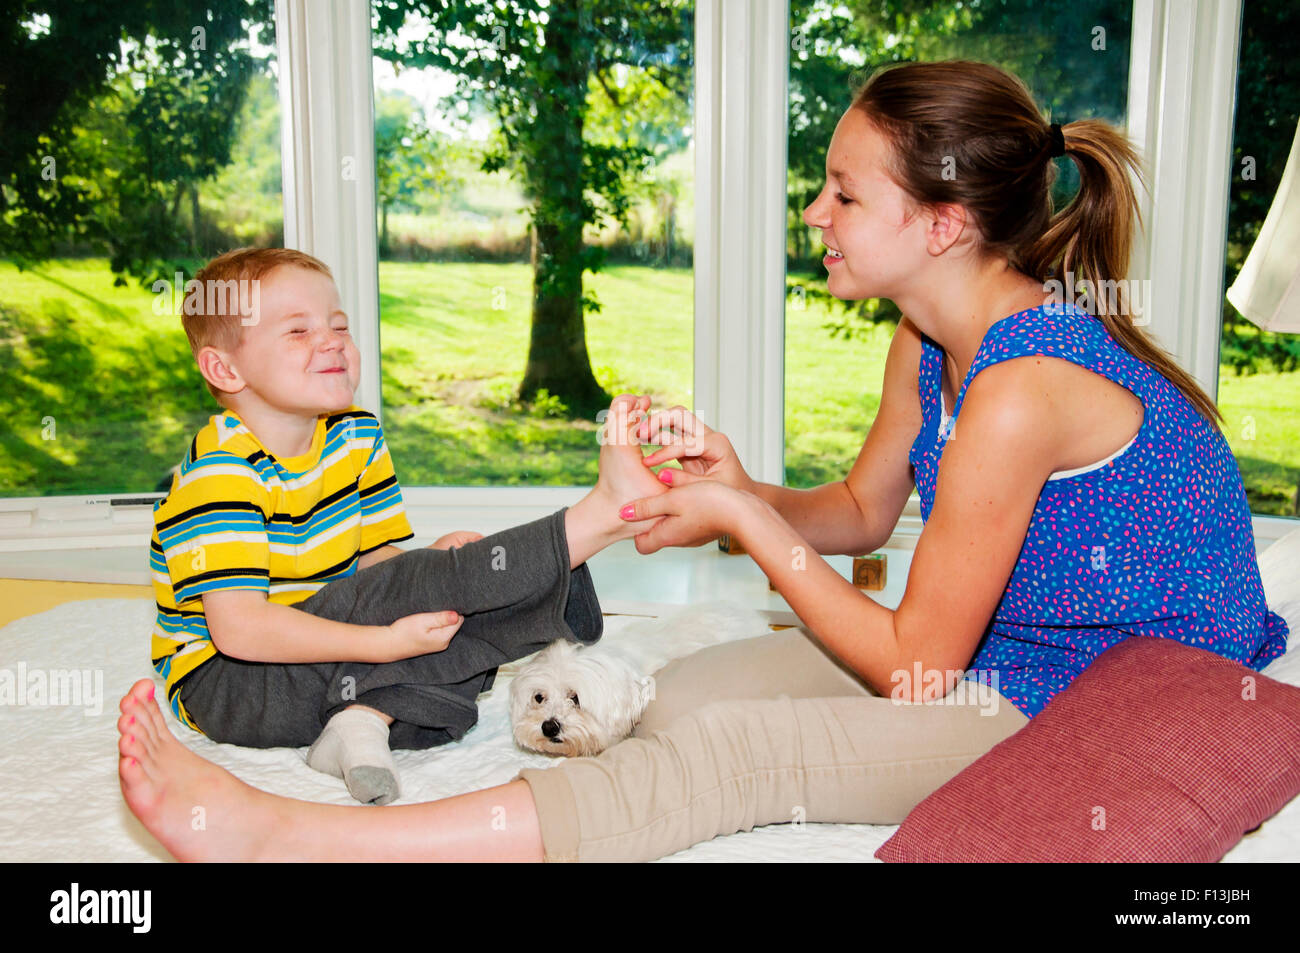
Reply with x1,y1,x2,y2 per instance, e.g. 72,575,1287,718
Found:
635,405,758,495
387,610,464,660
619,480,749,554
430,531,484,551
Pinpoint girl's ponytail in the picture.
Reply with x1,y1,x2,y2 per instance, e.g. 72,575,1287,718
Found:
1024,119,1225,430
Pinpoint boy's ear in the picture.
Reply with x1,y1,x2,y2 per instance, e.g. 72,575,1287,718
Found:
923,202,971,256
197,346,245,398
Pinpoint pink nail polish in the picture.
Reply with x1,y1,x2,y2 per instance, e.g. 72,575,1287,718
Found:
619,504,636,520
658,469,673,485
147,685,155,700
128,716,135,725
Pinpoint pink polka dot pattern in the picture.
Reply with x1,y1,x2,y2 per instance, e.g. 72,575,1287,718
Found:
907,302,1290,719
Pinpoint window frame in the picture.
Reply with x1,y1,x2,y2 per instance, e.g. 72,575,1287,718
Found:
0,0,1293,556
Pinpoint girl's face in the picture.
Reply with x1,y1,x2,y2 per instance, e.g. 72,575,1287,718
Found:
802,108,930,301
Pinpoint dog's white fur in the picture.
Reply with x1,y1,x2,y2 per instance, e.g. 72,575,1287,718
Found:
509,639,653,757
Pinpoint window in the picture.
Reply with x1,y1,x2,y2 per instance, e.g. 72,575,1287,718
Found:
369,1,695,487
0,2,282,499
1218,0,1300,520
2,1,1287,558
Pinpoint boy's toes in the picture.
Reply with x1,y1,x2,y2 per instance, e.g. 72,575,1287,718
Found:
610,393,653,425
609,393,637,416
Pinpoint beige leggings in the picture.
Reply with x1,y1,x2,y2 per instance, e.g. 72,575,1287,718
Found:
515,627,1030,862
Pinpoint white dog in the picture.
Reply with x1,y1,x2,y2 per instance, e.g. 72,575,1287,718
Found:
509,638,653,757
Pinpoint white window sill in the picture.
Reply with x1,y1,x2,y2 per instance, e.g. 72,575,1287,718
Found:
0,534,917,620
0,491,1291,586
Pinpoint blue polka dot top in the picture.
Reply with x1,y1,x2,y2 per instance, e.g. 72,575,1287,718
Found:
907,301,1290,719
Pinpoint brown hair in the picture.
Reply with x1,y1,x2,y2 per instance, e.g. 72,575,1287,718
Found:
181,247,334,405
851,59,1224,432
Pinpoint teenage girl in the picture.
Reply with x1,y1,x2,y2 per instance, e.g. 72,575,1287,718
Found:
116,59,1287,861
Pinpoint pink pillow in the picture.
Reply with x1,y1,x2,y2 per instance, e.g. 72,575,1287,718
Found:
875,637,1300,862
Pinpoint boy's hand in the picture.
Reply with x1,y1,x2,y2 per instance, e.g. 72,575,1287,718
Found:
430,531,484,551
386,610,464,660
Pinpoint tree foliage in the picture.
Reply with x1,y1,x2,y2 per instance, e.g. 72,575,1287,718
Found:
371,0,692,414
0,0,273,283
374,90,463,252
2,0,1294,382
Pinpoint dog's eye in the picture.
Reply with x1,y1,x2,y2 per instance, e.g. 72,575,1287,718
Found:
569,692,580,708
533,692,545,704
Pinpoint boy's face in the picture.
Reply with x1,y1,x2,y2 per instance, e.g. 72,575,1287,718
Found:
227,265,360,415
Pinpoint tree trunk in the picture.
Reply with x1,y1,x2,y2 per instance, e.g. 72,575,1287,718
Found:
517,0,609,419
190,185,201,254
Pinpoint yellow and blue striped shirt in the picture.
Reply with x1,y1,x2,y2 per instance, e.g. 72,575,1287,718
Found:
150,405,414,730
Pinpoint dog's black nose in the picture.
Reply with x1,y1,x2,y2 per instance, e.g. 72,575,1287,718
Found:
542,718,561,739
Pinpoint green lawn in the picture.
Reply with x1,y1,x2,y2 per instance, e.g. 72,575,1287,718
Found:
375,260,694,486
0,258,1296,517
1218,368,1300,515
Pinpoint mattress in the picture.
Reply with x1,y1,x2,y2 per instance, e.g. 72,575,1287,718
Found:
2,593,1297,862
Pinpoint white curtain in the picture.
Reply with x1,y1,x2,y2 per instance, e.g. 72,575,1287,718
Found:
1227,119,1300,334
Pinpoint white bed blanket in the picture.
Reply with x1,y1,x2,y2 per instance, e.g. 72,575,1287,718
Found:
1,595,1297,862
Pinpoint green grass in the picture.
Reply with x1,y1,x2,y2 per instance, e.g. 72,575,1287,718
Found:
0,260,214,496
1217,368,1300,515
375,260,694,486
0,258,1297,518
784,301,893,489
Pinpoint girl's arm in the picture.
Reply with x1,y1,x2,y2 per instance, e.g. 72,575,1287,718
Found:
641,317,926,556
624,360,1062,702
741,364,1062,701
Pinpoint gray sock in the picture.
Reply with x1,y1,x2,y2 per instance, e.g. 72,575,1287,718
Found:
307,708,401,806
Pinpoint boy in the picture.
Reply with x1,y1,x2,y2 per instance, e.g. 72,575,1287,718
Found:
150,247,644,805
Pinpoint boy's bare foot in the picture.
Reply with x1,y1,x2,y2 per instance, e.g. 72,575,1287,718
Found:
595,393,669,530
117,679,278,861
562,394,670,566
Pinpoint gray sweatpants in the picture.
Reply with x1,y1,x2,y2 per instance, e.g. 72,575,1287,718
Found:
179,508,602,750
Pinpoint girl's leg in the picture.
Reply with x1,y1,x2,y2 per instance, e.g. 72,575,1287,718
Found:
633,626,874,738
119,670,1026,863
519,685,1029,862
118,679,546,861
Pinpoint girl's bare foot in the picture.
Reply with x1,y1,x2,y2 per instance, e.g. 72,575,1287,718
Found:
118,679,548,862
117,679,279,861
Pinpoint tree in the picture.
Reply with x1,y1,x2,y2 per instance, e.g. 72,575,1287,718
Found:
0,0,272,283
374,90,460,254
372,0,693,418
